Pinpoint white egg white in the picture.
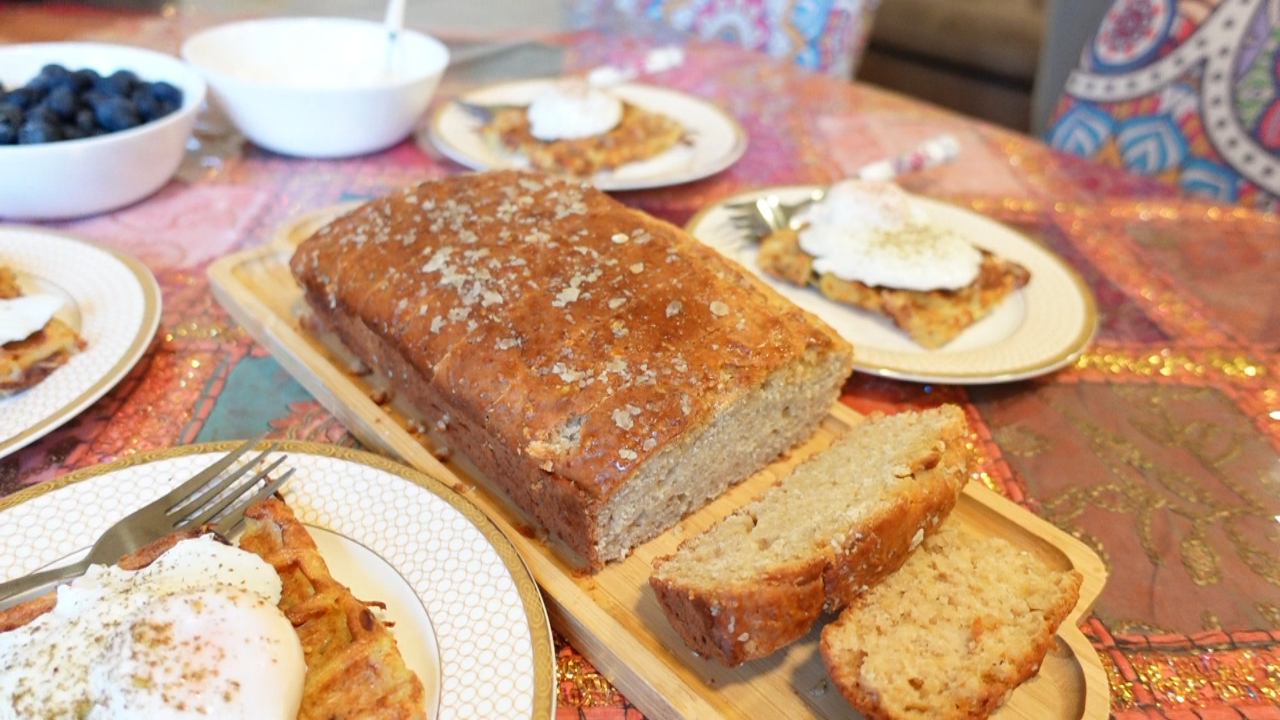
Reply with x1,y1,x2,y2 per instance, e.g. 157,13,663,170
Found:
797,180,983,292
0,294,63,345
527,79,623,141
0,536,306,719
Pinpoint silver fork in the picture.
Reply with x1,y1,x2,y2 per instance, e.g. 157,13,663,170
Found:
724,187,827,242
0,435,294,608
453,98,525,124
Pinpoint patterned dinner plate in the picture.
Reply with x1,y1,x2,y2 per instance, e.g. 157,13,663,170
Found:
424,77,748,191
0,226,161,458
687,186,1098,384
0,441,556,720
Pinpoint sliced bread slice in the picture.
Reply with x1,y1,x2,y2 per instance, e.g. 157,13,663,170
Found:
820,522,1083,720
649,404,973,666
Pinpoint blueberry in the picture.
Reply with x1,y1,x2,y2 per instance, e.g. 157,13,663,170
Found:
45,86,80,120
81,88,108,109
27,64,73,93
147,81,183,106
23,104,59,128
0,107,18,145
0,103,22,128
74,107,97,133
131,88,162,122
93,96,140,131
95,69,138,98
70,68,99,93
4,87,44,111
60,123,88,141
17,119,63,144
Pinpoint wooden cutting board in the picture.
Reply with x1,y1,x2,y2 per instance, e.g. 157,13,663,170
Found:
208,205,1110,720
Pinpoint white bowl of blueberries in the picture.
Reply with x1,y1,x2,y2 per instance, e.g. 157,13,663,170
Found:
0,42,206,220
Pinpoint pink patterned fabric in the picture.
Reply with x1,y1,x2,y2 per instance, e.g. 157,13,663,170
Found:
609,0,880,76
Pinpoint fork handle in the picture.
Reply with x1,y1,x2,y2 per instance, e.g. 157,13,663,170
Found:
0,557,91,610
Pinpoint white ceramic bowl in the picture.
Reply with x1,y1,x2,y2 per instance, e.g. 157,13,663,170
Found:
0,43,206,221
181,18,450,159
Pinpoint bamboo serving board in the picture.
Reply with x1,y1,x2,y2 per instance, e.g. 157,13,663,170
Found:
208,205,1110,720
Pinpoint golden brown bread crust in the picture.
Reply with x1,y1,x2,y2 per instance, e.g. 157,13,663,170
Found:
239,497,426,720
823,648,1034,720
757,228,1031,348
290,170,852,569
0,266,85,397
648,408,972,666
817,445,966,611
481,101,685,176
649,556,828,666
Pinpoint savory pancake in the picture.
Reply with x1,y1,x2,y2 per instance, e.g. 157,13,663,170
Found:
481,100,685,177
0,265,85,398
239,497,427,720
758,227,1031,348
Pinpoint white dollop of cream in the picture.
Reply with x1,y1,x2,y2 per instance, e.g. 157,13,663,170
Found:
527,79,623,141
0,536,306,720
796,180,982,291
0,294,63,345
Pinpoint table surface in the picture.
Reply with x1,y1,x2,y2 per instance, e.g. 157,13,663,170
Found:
2,4,1279,720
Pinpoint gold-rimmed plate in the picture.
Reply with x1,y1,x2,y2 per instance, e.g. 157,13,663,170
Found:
0,226,161,458
687,186,1098,384
424,78,748,191
0,441,556,719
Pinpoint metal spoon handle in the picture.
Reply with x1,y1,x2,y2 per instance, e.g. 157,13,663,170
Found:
384,0,407,70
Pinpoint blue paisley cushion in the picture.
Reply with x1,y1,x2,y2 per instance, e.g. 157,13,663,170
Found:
611,0,881,76
1044,0,1280,210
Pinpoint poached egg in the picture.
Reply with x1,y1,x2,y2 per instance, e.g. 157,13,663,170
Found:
795,180,983,292
526,78,623,141
0,535,306,719
0,294,63,345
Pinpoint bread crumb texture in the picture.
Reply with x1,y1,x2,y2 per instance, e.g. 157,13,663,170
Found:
820,522,1083,720
650,405,972,665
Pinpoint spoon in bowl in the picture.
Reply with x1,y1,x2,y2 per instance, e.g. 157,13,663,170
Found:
384,0,406,72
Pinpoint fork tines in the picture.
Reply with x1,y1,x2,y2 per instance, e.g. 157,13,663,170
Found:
167,438,293,536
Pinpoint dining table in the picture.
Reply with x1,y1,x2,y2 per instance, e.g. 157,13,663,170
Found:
2,2,1279,719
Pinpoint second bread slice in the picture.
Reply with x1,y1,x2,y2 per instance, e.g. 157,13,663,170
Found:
649,404,974,666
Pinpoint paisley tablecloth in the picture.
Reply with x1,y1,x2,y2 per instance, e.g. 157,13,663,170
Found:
1,5,1277,719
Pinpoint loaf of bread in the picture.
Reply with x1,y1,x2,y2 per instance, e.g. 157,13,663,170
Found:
649,405,973,666
820,522,1083,720
290,170,853,570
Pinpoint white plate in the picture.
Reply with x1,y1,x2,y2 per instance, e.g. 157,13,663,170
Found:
425,78,747,191
687,186,1098,384
0,227,161,457
0,442,556,719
